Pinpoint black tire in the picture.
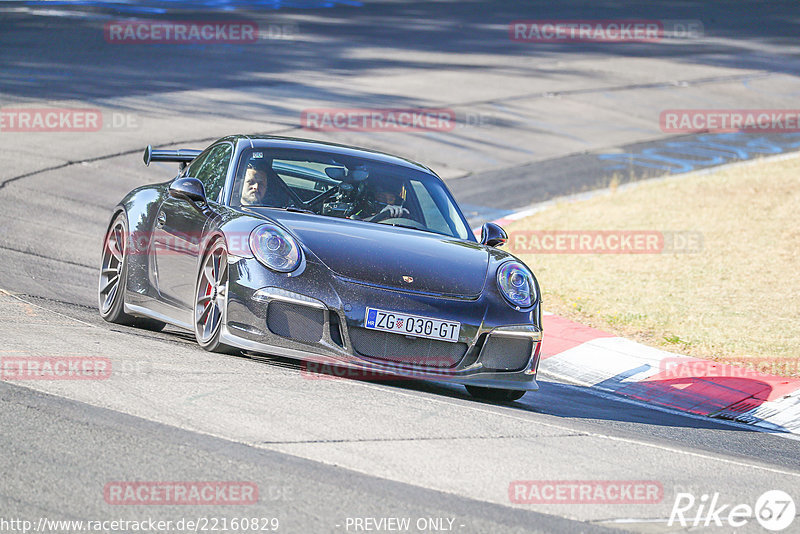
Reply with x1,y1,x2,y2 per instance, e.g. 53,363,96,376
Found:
193,238,238,354
465,385,526,402
98,213,165,331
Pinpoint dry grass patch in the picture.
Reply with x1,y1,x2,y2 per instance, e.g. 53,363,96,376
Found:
507,156,800,374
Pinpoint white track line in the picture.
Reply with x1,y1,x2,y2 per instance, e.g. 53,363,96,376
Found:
348,378,800,477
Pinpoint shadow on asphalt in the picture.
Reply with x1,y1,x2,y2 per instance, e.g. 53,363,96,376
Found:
242,350,764,432
2,0,799,104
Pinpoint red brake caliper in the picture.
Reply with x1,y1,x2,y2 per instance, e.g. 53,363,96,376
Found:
203,259,214,327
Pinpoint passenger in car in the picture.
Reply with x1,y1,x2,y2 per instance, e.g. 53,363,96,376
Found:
239,161,294,208
240,164,268,206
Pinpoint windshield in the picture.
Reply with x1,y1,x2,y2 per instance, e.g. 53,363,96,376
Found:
230,148,472,240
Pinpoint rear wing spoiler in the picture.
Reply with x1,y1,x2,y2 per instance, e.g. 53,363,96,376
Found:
143,144,202,168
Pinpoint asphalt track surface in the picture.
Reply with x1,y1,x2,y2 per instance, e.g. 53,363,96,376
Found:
1,1,799,533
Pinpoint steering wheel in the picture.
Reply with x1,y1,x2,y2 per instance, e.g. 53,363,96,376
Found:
369,202,414,222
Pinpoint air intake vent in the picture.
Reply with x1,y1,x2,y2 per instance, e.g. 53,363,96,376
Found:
267,301,324,343
329,313,344,347
479,336,532,371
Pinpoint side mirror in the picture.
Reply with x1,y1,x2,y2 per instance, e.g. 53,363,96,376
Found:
169,177,206,204
480,222,507,248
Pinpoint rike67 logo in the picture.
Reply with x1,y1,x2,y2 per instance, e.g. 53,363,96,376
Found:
669,490,796,531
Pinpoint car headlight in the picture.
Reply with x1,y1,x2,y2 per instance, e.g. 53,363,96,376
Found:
249,224,301,273
497,261,536,308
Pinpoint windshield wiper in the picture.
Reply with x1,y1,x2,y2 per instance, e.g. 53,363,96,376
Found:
381,222,451,238
286,206,315,214
268,206,316,215
385,222,424,231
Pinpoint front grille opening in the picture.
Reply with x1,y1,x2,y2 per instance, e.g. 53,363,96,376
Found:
349,327,467,368
329,312,344,347
266,301,324,343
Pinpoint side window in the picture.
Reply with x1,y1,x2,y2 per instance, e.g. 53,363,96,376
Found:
187,144,232,202
185,152,208,179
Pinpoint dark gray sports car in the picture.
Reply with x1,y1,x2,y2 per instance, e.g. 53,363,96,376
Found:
99,135,542,401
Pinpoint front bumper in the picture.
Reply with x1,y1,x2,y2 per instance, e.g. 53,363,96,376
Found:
222,257,542,391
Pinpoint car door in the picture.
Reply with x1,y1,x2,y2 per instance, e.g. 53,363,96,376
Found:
152,143,233,318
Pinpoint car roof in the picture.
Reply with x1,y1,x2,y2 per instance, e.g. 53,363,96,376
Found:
227,134,436,176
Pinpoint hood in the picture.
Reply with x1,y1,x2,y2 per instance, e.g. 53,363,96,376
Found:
254,210,488,297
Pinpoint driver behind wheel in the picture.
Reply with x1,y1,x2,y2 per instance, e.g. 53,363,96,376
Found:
354,180,410,222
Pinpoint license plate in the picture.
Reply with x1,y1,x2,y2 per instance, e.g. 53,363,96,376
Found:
364,308,460,343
